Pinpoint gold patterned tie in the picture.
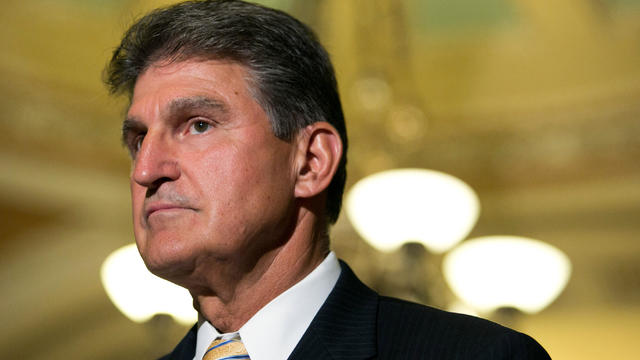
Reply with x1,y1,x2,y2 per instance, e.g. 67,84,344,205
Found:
202,336,251,360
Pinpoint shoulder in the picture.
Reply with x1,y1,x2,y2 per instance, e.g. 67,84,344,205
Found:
377,296,551,359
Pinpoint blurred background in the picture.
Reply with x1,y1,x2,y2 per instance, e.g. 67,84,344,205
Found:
1,0,639,358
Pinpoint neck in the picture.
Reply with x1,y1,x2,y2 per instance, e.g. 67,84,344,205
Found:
189,209,328,333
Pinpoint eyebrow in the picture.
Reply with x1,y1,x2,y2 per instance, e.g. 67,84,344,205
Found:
121,95,227,146
167,95,227,118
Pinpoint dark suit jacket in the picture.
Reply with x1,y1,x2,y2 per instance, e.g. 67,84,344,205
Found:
160,261,551,359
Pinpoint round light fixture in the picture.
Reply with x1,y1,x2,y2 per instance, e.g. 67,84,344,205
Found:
345,168,480,253
101,243,197,325
442,236,571,314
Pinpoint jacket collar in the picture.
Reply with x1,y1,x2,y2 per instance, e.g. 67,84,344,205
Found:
288,260,379,360
161,260,379,360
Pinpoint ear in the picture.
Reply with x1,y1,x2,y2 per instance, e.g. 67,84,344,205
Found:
293,122,343,199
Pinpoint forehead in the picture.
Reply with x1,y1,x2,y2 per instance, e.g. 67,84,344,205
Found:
128,59,257,117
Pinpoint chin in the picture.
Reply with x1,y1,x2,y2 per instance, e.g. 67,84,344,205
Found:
138,234,196,285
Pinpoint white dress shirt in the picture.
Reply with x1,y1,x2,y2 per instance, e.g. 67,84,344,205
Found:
193,251,341,360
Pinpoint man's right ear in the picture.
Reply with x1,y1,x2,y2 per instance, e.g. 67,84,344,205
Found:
293,122,342,199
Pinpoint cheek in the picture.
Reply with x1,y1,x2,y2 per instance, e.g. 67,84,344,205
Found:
195,153,261,211
130,181,142,204
130,183,146,221
195,143,246,187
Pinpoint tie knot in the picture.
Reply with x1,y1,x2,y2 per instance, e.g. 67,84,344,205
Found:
203,336,250,360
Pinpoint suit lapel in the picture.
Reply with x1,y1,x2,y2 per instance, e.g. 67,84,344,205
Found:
164,261,379,360
289,261,379,360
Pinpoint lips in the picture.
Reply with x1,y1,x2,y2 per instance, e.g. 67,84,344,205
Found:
144,202,192,219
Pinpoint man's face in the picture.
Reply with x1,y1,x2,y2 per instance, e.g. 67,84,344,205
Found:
124,59,299,282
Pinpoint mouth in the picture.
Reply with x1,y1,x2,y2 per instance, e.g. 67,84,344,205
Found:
145,203,194,220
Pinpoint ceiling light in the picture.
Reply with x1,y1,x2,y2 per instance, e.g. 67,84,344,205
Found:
345,168,480,253
101,243,197,325
442,236,571,314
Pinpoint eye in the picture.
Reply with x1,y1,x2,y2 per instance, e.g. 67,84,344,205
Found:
189,120,211,134
126,133,145,157
134,135,144,152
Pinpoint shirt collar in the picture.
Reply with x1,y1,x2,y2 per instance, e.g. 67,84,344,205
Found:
193,251,341,360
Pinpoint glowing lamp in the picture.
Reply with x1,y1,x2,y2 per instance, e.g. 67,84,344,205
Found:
101,243,197,325
443,236,571,314
345,169,480,253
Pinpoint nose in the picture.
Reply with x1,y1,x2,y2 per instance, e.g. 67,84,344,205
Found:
131,133,180,191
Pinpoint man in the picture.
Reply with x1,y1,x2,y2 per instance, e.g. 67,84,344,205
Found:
104,1,551,359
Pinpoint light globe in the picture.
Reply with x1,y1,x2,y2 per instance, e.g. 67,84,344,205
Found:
100,243,197,325
345,168,480,253
443,236,571,314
